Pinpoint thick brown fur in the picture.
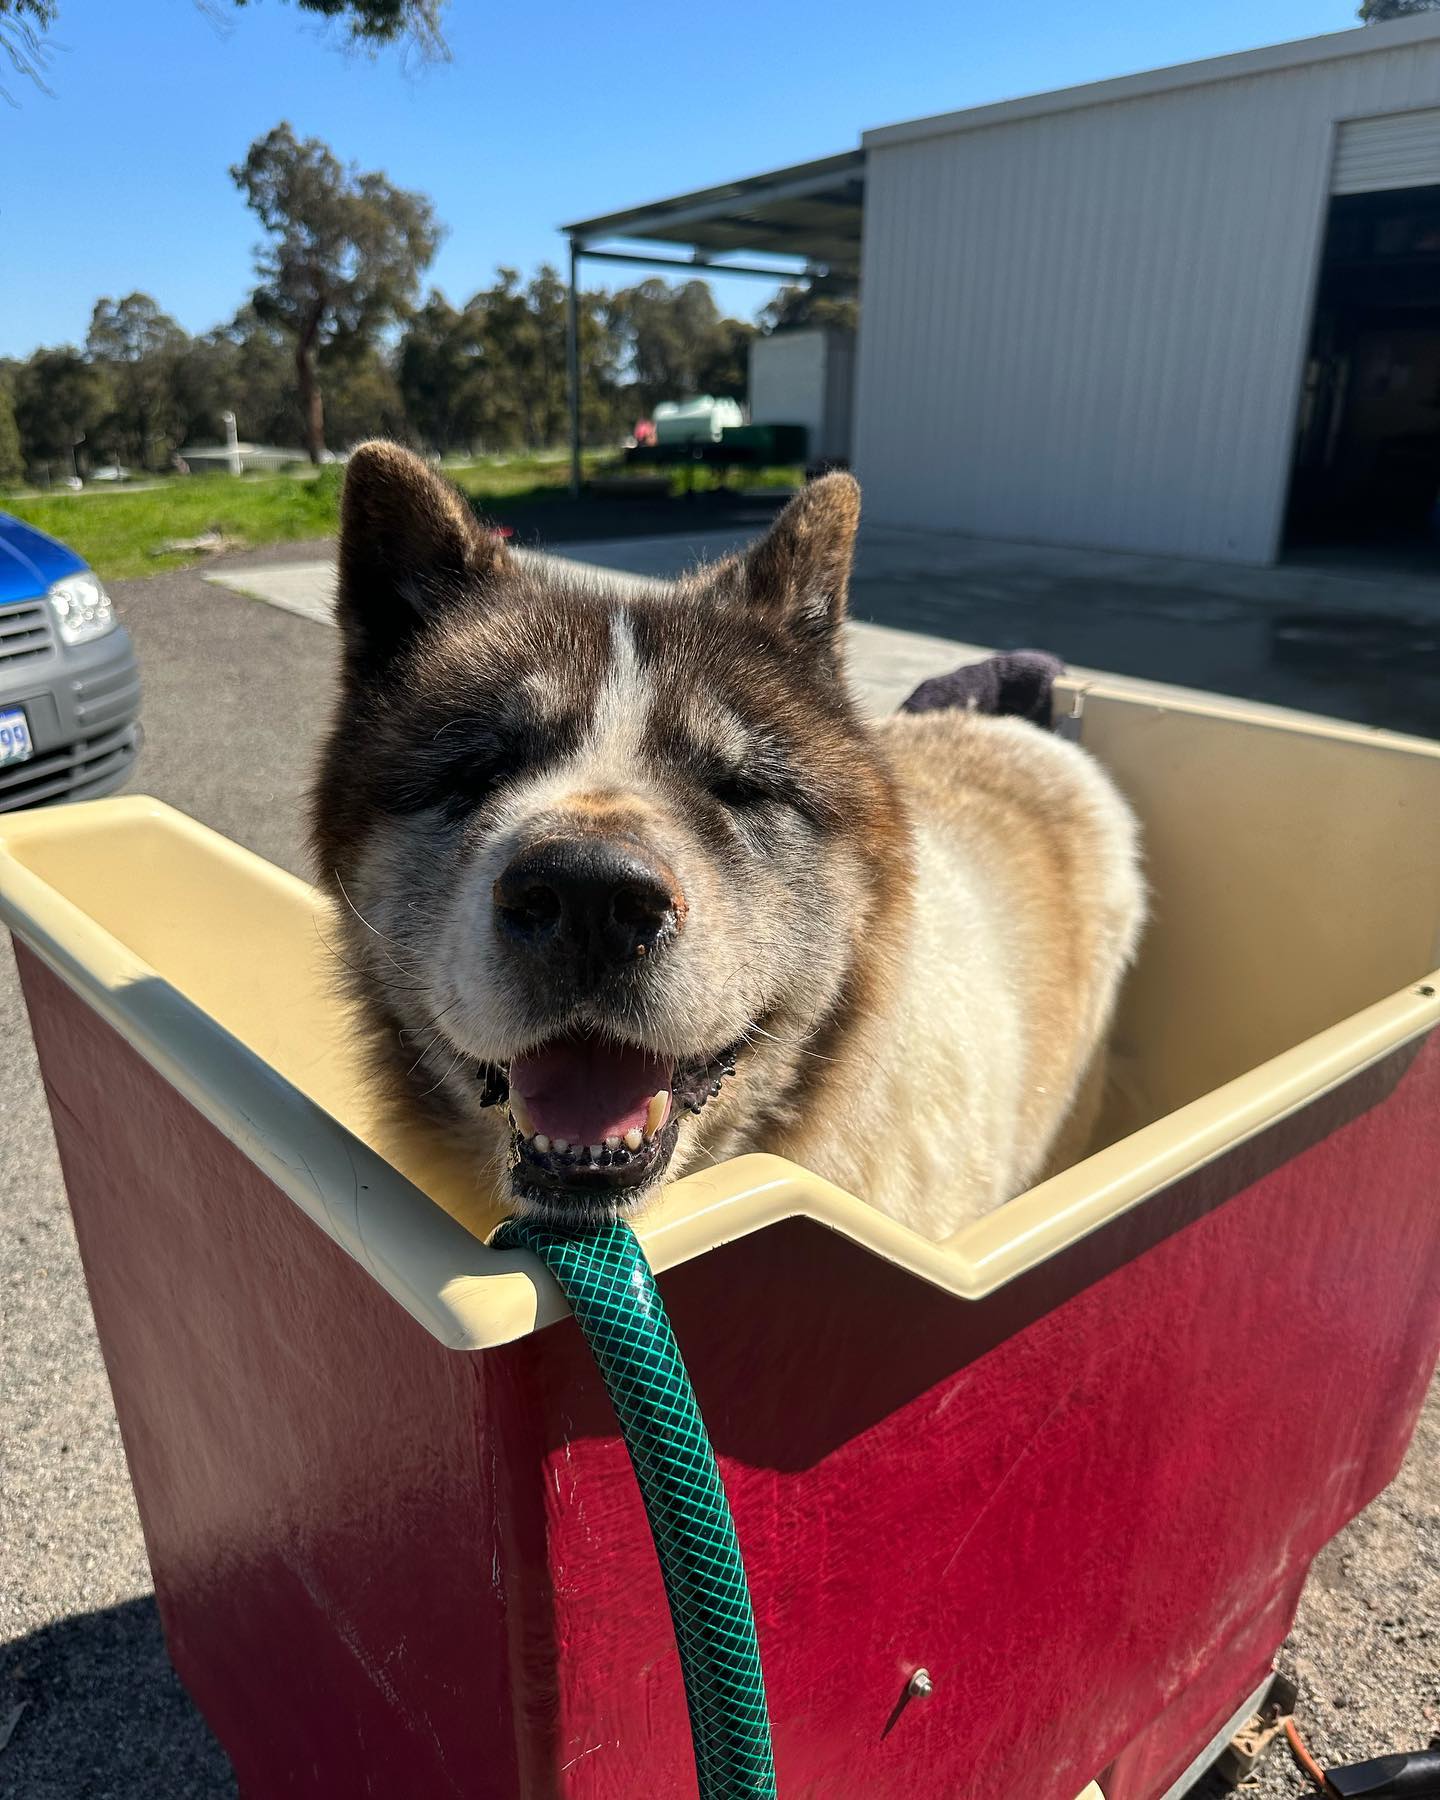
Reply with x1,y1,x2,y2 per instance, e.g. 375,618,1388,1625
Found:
312,443,1143,1238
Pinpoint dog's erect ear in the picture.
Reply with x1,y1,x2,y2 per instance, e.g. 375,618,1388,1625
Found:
737,473,860,661
336,440,509,675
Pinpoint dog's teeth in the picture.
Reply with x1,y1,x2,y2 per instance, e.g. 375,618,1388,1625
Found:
552,1138,569,1155
605,1135,621,1152
510,1096,534,1138
644,1091,670,1139
567,1143,583,1161
588,1143,603,1160
532,1133,551,1155
623,1127,643,1151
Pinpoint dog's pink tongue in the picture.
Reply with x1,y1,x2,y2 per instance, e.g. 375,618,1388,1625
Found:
509,1039,672,1144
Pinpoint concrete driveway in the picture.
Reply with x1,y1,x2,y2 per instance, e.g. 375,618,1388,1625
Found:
2,530,1436,1797
210,521,1440,738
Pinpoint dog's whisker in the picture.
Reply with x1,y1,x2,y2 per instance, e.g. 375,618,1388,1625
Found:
332,871,427,981
737,1017,839,1066
312,918,429,997
331,871,395,942
397,997,463,1044
400,1013,463,1077
405,1035,446,1080
415,1043,468,1100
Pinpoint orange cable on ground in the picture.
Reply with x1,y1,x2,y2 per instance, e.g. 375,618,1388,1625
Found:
1285,1717,1331,1792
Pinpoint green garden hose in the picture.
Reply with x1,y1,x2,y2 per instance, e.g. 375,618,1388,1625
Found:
492,1215,776,1799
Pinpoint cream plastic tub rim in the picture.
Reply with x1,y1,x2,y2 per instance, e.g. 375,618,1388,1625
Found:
2,686,1437,1353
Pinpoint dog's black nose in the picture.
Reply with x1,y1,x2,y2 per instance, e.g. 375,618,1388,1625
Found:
494,838,680,972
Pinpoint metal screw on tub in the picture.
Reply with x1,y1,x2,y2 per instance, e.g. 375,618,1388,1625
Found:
907,1669,934,1699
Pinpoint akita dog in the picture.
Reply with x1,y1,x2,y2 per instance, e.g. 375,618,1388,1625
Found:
314,443,1144,1239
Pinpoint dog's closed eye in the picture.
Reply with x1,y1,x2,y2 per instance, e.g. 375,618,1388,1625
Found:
701,750,834,828
381,731,537,816
374,692,590,818
708,766,773,810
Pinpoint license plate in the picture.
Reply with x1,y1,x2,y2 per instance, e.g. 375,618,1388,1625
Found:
0,707,33,766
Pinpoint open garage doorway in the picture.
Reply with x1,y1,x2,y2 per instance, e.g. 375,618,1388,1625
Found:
1286,176,1440,565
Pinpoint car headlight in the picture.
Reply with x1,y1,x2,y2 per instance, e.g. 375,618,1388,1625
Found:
48,571,116,646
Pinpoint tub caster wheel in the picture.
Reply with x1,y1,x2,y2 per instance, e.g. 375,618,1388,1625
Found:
1214,1672,1300,1785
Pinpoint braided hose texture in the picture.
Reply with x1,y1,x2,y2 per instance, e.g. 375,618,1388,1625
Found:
493,1215,776,1799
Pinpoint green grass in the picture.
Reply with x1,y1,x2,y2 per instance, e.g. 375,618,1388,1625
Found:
1,453,800,582
2,457,596,580
445,453,590,501
4,473,346,581
662,464,804,497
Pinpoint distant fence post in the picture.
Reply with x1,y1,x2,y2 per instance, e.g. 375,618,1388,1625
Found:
223,412,241,479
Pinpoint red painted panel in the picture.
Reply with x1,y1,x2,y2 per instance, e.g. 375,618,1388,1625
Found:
1099,1632,1287,1800
17,942,1440,1800
18,951,518,1800
485,1038,1440,1800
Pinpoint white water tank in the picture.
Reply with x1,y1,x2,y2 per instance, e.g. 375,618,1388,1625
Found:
652,397,744,446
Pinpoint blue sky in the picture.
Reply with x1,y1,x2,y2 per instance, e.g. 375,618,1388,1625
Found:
2,0,1363,357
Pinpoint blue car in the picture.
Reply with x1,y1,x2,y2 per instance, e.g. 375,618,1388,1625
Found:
0,515,141,811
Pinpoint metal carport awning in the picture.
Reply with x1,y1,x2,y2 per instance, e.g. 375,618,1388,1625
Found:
560,149,866,492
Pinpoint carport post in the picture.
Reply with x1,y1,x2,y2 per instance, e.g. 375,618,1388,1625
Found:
567,237,582,498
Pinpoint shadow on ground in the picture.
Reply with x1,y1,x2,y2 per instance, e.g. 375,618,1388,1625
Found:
481,482,790,546
1,1596,235,1800
847,560,1440,740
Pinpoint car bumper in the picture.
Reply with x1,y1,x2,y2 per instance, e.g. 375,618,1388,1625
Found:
0,622,141,813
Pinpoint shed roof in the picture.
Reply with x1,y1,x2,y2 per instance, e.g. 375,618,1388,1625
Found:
863,13,1440,150
563,150,865,278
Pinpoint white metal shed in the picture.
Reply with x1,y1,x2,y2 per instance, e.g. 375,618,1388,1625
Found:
562,15,1440,563
853,14,1440,562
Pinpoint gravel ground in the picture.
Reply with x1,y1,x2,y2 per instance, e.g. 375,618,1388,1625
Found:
1,546,1436,1797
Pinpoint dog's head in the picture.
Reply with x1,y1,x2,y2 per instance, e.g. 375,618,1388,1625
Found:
313,443,904,1222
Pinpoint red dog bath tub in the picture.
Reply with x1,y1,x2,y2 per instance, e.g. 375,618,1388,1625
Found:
2,673,1438,1799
